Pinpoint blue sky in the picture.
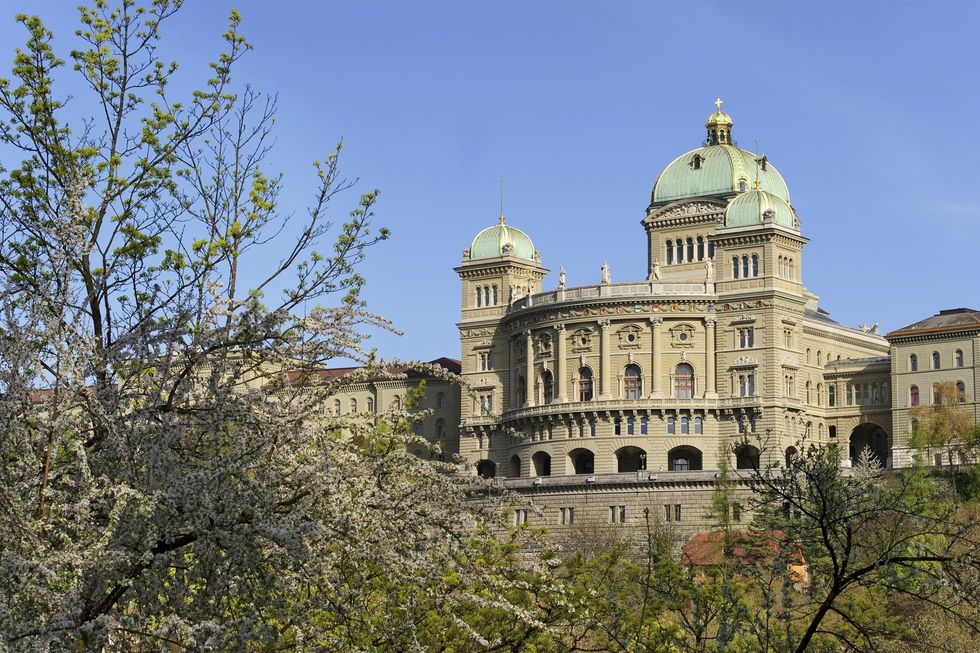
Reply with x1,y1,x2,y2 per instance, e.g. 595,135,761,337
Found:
2,1,978,363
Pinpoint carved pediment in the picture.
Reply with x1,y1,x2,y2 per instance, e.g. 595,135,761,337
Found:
730,356,759,368
646,199,727,223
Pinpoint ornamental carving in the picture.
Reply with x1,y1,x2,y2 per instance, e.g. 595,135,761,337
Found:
655,202,725,219
670,323,695,348
730,356,759,368
571,328,594,353
616,324,642,350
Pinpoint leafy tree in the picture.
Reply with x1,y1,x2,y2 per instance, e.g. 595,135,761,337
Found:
0,3,563,649
910,379,980,466
748,442,980,652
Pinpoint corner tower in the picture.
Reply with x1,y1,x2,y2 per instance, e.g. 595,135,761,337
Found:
456,213,546,469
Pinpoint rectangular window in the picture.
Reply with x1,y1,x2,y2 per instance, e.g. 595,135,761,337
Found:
627,417,635,435
640,416,648,435
748,373,755,396
609,505,626,523
560,507,575,525
614,418,622,435
590,421,597,437
675,504,682,522
738,327,755,349
664,504,673,522
514,509,528,526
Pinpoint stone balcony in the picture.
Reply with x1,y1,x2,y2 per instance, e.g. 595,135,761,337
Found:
508,281,712,314
498,396,762,422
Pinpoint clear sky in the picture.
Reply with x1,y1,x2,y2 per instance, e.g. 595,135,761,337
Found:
2,1,978,364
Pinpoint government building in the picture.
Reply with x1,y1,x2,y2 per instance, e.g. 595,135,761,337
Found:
441,101,980,534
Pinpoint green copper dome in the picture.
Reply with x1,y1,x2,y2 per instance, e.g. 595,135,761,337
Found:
652,145,790,204
469,216,537,261
651,101,791,205
724,188,796,230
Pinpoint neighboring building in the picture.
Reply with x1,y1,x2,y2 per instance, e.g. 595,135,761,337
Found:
444,102,978,536
887,308,980,467
297,358,462,458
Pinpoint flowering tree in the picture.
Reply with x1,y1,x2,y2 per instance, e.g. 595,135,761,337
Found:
0,3,571,649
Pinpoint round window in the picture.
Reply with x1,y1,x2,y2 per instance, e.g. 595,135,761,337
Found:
627,333,636,342
679,332,689,341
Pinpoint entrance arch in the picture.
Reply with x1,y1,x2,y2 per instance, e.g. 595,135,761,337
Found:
849,423,889,467
668,446,702,471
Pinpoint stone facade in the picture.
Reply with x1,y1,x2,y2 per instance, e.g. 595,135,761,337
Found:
444,104,979,536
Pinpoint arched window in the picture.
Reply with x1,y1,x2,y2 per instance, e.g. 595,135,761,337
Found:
933,384,940,405
674,363,694,399
517,376,527,405
542,370,554,404
692,154,703,170
392,396,401,410
509,455,521,478
616,446,648,472
817,383,823,406
492,285,498,305
708,242,715,259
751,254,759,277
687,237,695,262
789,259,795,280
627,416,635,435
806,381,812,404
436,418,447,438
666,240,674,265
482,286,489,307
681,416,689,434
350,398,358,413
366,397,375,413
436,391,445,408
532,451,551,477
624,364,643,399
828,384,836,407
579,367,594,402
668,446,702,471
475,288,482,307
333,399,341,415
732,256,740,279
676,239,684,263
785,446,798,468
932,351,941,370
909,385,919,406
909,354,918,372
957,381,967,403
667,416,675,434
694,416,703,434
697,236,705,261
742,255,749,278
956,350,965,367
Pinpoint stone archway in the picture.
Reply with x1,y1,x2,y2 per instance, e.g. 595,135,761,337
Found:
849,423,890,467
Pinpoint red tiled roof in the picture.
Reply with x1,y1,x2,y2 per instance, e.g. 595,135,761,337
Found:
681,530,804,566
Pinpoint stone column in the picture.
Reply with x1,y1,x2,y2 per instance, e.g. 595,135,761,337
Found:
650,317,663,397
599,320,612,400
509,337,518,410
705,317,717,398
555,324,567,403
524,330,535,407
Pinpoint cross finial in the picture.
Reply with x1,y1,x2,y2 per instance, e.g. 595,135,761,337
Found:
714,97,723,112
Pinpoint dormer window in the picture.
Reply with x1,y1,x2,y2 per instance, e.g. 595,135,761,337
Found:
691,154,703,170
738,179,747,192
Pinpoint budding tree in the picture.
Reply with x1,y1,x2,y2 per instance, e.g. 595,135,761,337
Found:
0,3,555,650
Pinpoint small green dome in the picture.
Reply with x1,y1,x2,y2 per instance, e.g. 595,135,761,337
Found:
652,145,791,204
468,216,537,261
724,188,797,230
